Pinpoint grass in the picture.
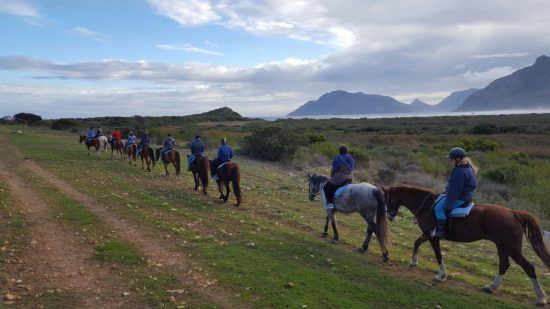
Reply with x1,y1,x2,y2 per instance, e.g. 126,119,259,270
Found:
94,241,144,265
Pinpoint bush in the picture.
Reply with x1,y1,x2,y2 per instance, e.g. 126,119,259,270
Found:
481,163,524,185
471,123,498,134
304,132,327,144
241,127,306,161
13,112,42,126
456,137,500,152
51,118,78,130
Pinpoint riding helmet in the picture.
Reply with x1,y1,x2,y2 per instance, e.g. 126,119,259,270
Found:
339,145,349,155
447,147,467,159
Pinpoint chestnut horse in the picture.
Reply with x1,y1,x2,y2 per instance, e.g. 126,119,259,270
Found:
383,184,550,306
209,160,242,206
155,148,181,176
108,136,125,160
126,144,137,166
139,145,155,172
79,134,100,156
188,154,209,194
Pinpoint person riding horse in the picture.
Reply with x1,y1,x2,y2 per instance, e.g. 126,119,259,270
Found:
95,127,103,138
324,145,355,211
137,132,150,156
431,147,478,239
126,132,137,151
187,135,205,170
86,126,96,144
111,127,122,148
211,138,234,180
159,134,175,161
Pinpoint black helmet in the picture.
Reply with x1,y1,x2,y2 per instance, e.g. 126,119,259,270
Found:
90,126,94,129
339,145,349,155
221,138,227,144
447,147,466,159
195,135,201,139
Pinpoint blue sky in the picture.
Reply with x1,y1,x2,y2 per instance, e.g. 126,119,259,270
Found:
1,0,549,118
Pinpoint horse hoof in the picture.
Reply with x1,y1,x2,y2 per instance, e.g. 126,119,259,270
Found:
482,286,496,294
321,232,328,238
433,275,447,282
330,239,338,244
382,254,389,262
409,261,418,267
536,299,547,307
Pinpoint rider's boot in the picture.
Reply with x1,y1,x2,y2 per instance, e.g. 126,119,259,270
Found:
431,220,447,239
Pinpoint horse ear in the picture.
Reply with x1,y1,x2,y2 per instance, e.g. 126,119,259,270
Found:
380,185,388,193
306,172,311,179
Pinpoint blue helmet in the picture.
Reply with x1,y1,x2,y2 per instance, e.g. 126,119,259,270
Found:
447,147,466,159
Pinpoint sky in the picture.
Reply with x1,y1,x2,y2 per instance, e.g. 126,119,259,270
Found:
1,0,550,118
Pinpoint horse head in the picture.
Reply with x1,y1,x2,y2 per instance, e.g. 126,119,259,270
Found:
307,173,328,202
79,135,85,143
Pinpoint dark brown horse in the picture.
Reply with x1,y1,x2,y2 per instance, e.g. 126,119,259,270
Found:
155,148,181,176
188,154,209,194
109,137,125,160
79,134,100,156
383,184,550,306
126,144,137,166
139,145,155,172
209,160,242,206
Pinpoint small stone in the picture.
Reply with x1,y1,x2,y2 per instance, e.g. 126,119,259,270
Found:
284,282,294,289
246,243,256,248
122,292,130,297
4,293,16,301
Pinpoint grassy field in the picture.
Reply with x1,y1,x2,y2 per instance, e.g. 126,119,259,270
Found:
1,121,549,308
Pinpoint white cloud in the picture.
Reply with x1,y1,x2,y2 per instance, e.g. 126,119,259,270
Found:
156,44,223,56
70,26,105,41
461,66,516,83
148,0,220,26
0,0,39,17
471,52,531,59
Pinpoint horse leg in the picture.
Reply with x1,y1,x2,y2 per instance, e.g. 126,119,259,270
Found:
483,245,509,293
194,172,199,191
429,238,447,282
223,181,230,202
509,248,547,306
164,163,169,176
410,234,429,267
322,215,329,237
217,181,224,199
328,210,339,244
359,212,375,252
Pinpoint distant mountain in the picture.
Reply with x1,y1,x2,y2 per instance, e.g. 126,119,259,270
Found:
287,90,410,116
456,55,550,111
434,89,479,111
408,98,436,112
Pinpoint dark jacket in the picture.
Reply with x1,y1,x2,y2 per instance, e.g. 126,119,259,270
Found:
191,139,205,155
329,154,355,185
140,135,150,146
444,164,477,208
163,137,175,150
217,144,233,162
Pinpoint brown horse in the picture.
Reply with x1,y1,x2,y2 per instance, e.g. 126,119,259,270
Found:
139,145,155,172
109,137,125,160
126,144,137,166
155,148,181,176
209,160,242,206
383,184,550,306
188,154,209,194
79,134,100,156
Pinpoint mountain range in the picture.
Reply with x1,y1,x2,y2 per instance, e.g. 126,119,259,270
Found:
288,55,550,116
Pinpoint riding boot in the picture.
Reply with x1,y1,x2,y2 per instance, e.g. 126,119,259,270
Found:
431,220,447,239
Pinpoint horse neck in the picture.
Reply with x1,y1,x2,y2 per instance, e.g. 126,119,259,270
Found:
397,187,434,216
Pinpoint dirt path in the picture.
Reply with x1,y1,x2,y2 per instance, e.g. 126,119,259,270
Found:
21,158,243,308
0,161,133,308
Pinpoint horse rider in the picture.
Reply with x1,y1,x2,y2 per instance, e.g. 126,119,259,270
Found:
126,131,137,151
188,135,205,170
111,127,122,148
137,132,150,156
86,126,96,144
323,145,355,212
95,127,103,138
211,138,234,180
160,134,175,160
431,147,478,239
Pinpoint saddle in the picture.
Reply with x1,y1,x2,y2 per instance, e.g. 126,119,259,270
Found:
433,195,475,239
217,161,229,171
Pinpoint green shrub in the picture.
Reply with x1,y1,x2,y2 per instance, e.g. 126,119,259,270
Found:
304,132,327,144
349,148,370,162
471,123,498,134
51,118,79,130
241,127,306,161
481,163,524,185
309,141,337,158
455,137,500,152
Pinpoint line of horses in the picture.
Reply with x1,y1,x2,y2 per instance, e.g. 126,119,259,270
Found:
79,134,242,206
307,173,550,306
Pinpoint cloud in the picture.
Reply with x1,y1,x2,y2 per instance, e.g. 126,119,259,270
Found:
70,26,105,41
148,0,220,26
461,66,516,83
0,0,39,17
156,44,223,56
471,52,531,59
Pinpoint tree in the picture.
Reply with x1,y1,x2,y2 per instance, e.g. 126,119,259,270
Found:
13,113,42,126
241,126,306,161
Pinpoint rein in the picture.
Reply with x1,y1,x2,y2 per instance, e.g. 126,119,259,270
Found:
413,192,433,216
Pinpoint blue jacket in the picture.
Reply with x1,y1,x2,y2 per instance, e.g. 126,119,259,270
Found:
126,135,136,145
163,137,175,150
87,130,96,138
191,139,204,155
217,144,233,162
444,164,477,208
332,154,355,173
140,135,150,146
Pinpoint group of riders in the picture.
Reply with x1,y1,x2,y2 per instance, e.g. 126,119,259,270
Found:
85,126,234,181
325,144,477,239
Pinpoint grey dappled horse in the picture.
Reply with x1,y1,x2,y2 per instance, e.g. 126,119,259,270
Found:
307,173,389,261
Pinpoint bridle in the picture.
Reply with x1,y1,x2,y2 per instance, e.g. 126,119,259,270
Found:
386,191,433,218
414,192,433,216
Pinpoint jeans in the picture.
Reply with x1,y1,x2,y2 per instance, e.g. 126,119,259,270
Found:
434,195,466,221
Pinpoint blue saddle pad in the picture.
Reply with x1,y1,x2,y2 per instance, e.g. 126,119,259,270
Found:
334,184,351,198
449,203,475,218
218,161,229,170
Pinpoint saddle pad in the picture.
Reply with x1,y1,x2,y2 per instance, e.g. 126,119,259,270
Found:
449,203,475,218
334,184,352,198
218,161,229,170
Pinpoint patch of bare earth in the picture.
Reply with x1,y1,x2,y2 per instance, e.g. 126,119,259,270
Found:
22,159,243,308
0,161,135,308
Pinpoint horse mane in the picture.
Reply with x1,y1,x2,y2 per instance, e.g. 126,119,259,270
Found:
390,183,436,195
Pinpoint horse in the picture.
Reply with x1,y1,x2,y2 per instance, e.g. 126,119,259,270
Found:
155,148,181,176
139,145,155,172
126,144,138,166
188,154,209,194
209,160,242,206
307,173,389,261
383,184,550,306
79,134,100,156
108,136,125,160
97,135,108,152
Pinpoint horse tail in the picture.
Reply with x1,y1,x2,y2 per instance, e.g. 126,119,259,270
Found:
232,165,243,205
200,157,209,188
374,187,389,253
155,148,161,162
513,210,550,268
148,147,156,167
175,151,181,176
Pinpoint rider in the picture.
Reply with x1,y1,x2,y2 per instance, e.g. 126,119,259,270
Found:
137,132,150,155
112,127,122,148
125,131,137,151
95,127,103,138
86,126,96,144
431,147,478,239
211,138,233,180
188,135,205,170
323,145,355,211
160,134,175,160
